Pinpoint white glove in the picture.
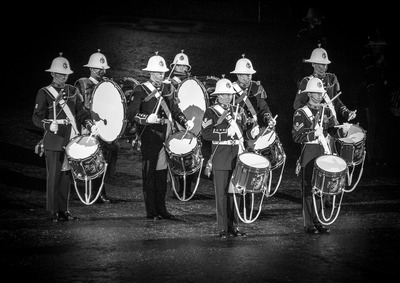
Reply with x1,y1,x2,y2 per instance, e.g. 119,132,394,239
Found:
185,119,194,131
342,122,351,134
90,124,100,136
348,110,357,121
232,82,243,94
227,126,235,137
50,121,58,133
268,118,276,128
315,126,323,137
146,113,158,124
250,125,260,139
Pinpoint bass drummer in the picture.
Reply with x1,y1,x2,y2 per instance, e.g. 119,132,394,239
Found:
32,53,100,222
126,52,194,220
74,49,118,204
292,77,350,234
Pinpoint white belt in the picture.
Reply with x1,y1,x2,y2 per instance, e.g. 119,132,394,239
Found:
45,119,70,125
304,140,319,144
152,118,172,124
212,140,240,145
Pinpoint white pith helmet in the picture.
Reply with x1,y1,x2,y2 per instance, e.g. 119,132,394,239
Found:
304,44,331,64
84,49,110,69
170,50,191,71
45,52,73,74
230,54,256,74
301,77,326,93
210,75,236,96
143,51,169,72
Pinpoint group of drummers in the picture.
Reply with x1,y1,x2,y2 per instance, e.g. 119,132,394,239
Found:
33,45,366,238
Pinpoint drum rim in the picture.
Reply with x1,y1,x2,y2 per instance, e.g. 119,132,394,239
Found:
315,155,347,172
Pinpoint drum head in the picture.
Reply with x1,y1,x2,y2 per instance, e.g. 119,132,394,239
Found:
166,131,197,155
316,155,347,172
253,131,276,150
239,152,270,169
176,78,207,136
90,81,126,142
66,136,98,159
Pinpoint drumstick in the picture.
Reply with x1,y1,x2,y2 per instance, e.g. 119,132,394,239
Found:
261,115,278,136
86,132,94,144
347,109,357,121
181,117,195,140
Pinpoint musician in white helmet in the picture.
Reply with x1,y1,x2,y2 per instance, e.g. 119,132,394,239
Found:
74,49,118,204
126,52,194,221
202,76,258,239
293,45,357,124
292,77,350,234
33,53,99,222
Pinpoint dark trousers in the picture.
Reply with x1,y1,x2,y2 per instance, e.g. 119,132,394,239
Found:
45,150,71,214
142,159,168,217
213,169,239,232
302,157,322,227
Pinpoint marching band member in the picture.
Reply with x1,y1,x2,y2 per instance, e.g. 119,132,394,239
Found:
126,52,194,220
32,53,99,222
202,77,258,239
75,49,118,204
168,50,195,199
293,45,357,124
292,77,350,234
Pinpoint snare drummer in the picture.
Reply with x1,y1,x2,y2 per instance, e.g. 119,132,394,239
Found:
168,50,195,198
32,53,99,222
293,45,357,124
75,49,117,204
292,77,350,234
201,77,257,239
126,52,194,220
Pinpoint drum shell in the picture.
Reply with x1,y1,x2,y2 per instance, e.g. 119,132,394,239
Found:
65,136,106,180
311,156,347,195
254,132,286,170
335,124,366,166
231,153,270,193
165,131,202,176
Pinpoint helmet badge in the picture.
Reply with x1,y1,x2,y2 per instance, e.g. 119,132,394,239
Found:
317,82,323,88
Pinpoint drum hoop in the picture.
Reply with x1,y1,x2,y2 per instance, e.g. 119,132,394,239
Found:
90,80,127,142
66,135,99,159
315,155,347,173
165,131,199,156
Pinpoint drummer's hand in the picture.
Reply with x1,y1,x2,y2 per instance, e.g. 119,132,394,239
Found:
342,122,351,134
348,110,357,121
146,113,158,124
90,125,100,136
227,126,235,137
268,118,276,128
50,121,58,133
315,126,323,137
185,119,194,131
250,125,260,139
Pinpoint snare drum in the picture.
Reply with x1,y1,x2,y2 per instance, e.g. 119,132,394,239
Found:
231,152,270,193
65,135,106,180
335,124,366,166
165,131,202,176
90,80,127,142
312,155,347,195
253,130,286,170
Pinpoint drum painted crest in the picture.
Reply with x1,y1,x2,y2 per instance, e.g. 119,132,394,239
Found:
176,78,208,136
90,80,127,142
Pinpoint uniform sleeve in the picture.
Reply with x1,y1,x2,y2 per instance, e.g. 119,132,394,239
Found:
292,109,316,144
330,75,351,119
32,89,51,131
73,87,94,130
126,86,147,125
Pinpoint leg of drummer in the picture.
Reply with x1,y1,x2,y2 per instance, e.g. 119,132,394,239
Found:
214,170,229,238
155,169,174,219
302,163,318,234
227,192,247,237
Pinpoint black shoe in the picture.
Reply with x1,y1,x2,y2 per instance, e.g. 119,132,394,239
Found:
305,226,318,234
229,228,247,237
98,195,111,204
219,230,228,239
159,212,174,220
315,225,330,234
59,211,79,221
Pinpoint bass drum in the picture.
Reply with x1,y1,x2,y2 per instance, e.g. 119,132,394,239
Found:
90,80,127,142
176,77,208,136
195,75,219,106
65,135,106,180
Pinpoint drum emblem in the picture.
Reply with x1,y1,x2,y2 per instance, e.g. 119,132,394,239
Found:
250,174,264,191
